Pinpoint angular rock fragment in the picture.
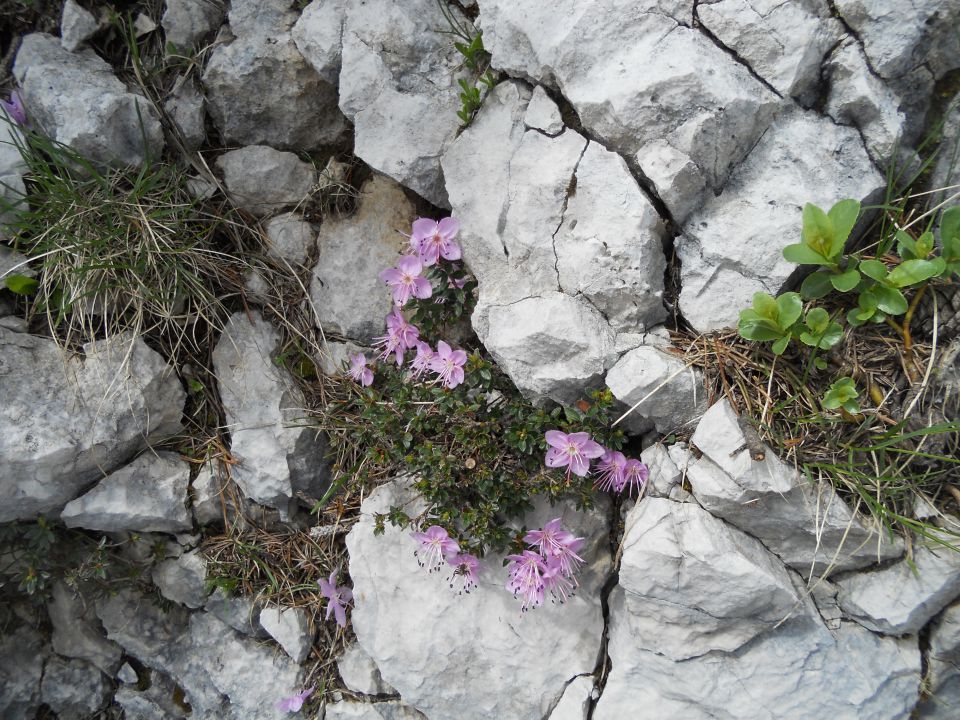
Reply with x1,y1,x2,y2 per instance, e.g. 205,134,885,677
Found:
164,78,207,150
260,606,313,664
40,656,110,720
61,452,192,533
60,0,100,52
524,86,563,136
547,675,594,720
216,146,316,217
162,0,225,50
917,602,960,718
292,0,347,85
204,587,267,638
47,581,122,674
264,212,316,265
153,549,209,608
0,624,46,718
338,642,394,695
326,700,427,720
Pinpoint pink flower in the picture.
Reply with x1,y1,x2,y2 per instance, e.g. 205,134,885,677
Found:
410,341,435,379
594,449,628,492
410,217,461,266
525,518,584,578
622,459,649,496
542,556,576,604
348,353,374,386
506,550,546,611
544,430,605,478
446,553,480,594
373,308,420,365
317,571,353,628
1,90,26,126
411,525,460,572
428,340,467,389
378,255,432,306
277,686,315,713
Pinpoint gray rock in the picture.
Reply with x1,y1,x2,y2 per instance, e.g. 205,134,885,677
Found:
14,33,164,167
117,662,138,684
687,400,902,575
61,451,192,533
164,78,207,150
0,245,30,281
0,121,27,238
639,443,684,499
917,603,960,718
47,581,122,674
292,0,347,85
338,642,394,695
620,498,810,660
216,146,316,217
339,0,473,206
825,39,907,163
594,587,920,719
98,589,303,719
264,212,316,265
319,340,368,377
696,0,841,99
212,312,330,512
346,480,611,720
677,108,883,332
605,345,706,434
0,624,46,718
114,670,189,720
40,657,109,720
929,97,960,208
227,0,297,37
204,587,267,638
524,86,563,136
309,174,415,342
203,28,347,151
162,0,225,49
191,462,227,526
325,700,427,720
548,675,593,720
60,0,100,52
259,606,313,663
153,549,209,608
635,139,706,224
0,330,184,522
836,535,960,635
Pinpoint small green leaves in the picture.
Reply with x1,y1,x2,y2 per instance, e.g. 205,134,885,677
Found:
785,199,861,268
827,199,860,253
784,243,830,266
858,258,887,283
3,273,38,295
800,271,833,299
801,203,836,259
799,307,843,350
830,267,861,292
887,258,942,287
737,291,802,354
822,377,860,415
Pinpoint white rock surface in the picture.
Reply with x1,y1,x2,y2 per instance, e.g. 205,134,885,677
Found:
164,78,207,150
319,340,369,377
836,536,960,635
61,451,192,533
309,174,414,342
191,463,226,526
917,602,960,718
114,668,188,719
213,312,330,512
635,139,706,224
525,86,563,136
548,675,594,720
928,97,960,208
47,581,122,674
14,33,164,167
204,587,267,638
338,642,394,695
264,212,316,265
40,656,109,720
0,330,184,522
605,345,706,434
292,0,346,85
60,0,100,52
346,480,611,720
687,400,902,575
259,606,313,663
0,624,46,718
153,550,209,608
162,0,225,49
117,663,138,684
216,146,316,217
338,0,472,206
677,108,883,332
326,700,427,720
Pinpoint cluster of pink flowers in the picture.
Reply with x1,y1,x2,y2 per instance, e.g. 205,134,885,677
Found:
544,430,648,495
506,518,584,611
317,571,353,628
411,525,481,594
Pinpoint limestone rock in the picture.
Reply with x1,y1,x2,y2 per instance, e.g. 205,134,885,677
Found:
162,0,225,49
61,451,192,534
60,0,100,52
264,212,316,265
346,480,611,720
47,581,122,674
686,400,902,575
928,97,959,209
212,312,330,512
114,670,189,720
216,146,316,217
524,86,563,136
191,463,226,526
836,536,960,635
338,642,394,695
14,33,164,167
0,624,46,718
339,0,472,206
227,0,296,37
605,345,706,434
309,174,415,342
0,119,26,238
319,340,368,377
153,549,209,608
326,700,427,720
548,675,594,720
917,603,960,718
677,108,883,332
117,663,138,684
639,442,684,499
292,0,347,85
164,78,207,150
635,139,706,224
0,330,184,522
205,587,267,638
40,657,109,720
260,606,313,663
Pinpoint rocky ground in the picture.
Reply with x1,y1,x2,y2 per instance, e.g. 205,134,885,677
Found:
2,0,960,718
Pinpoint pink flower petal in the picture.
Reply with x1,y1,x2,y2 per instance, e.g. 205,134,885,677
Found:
544,430,569,449
379,267,403,283
568,454,591,477
411,217,438,241
449,349,467,365
438,216,460,239
413,276,432,298
439,240,462,261
398,255,423,274
545,447,568,467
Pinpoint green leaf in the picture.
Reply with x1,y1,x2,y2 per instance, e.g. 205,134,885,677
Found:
859,259,888,283
827,199,860,257
814,357,828,370
830,267,861,292
801,203,836,259
915,231,935,259
801,271,833,299
874,285,908,315
817,321,844,349
822,377,858,411
738,315,783,341
4,274,38,295
847,307,870,326
887,258,940,288
771,335,791,355
940,206,960,258
895,229,918,260
776,292,803,329
805,307,830,334
751,291,779,320
783,243,830,266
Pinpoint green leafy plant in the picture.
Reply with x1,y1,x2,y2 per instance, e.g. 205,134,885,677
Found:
798,307,843,350
737,291,802,355
821,377,860,415
786,200,862,298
